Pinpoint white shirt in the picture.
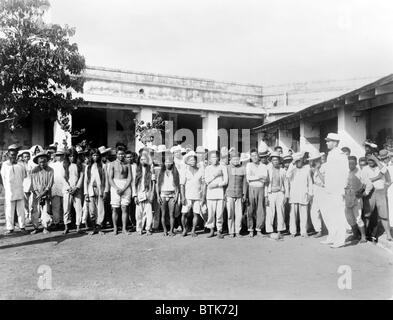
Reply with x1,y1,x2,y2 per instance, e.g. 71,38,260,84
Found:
1,160,26,201
49,161,65,197
324,147,349,195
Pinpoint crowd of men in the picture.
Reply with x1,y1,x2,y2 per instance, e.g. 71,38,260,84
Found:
1,132,393,249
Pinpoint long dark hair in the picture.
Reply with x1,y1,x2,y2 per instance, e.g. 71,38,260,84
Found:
64,149,83,181
157,162,179,191
135,162,152,191
86,148,104,185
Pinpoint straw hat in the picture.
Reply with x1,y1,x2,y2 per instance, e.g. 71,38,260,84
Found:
292,152,304,162
170,145,182,153
268,151,282,161
240,152,251,163
195,146,205,153
156,144,168,153
183,151,197,164
54,147,67,156
18,149,30,157
33,152,50,164
98,146,111,155
29,145,44,155
379,149,390,160
308,151,324,161
325,133,341,141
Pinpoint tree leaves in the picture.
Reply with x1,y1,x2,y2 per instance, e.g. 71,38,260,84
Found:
0,0,86,131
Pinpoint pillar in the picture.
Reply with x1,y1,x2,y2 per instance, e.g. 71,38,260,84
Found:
337,106,366,158
135,107,153,152
300,119,319,153
53,112,72,148
201,112,219,150
278,128,292,153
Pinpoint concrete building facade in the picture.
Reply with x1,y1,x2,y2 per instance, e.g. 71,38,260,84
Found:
0,66,383,153
254,74,393,158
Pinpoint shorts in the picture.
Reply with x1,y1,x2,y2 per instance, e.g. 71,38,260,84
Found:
110,179,132,208
181,199,201,214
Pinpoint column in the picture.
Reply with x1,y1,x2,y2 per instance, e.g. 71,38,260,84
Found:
53,112,72,148
337,106,366,158
201,112,218,150
135,107,153,152
299,119,320,153
278,128,292,153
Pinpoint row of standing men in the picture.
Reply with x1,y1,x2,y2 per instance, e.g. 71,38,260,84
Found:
1,133,392,247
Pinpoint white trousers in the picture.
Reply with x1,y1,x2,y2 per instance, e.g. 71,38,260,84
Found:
136,201,153,232
206,199,224,232
227,197,243,234
24,192,33,221
265,191,286,233
5,198,25,231
31,196,52,229
63,192,83,225
289,203,308,235
310,185,323,232
321,193,347,245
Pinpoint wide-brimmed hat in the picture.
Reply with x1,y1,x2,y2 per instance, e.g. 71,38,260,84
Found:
18,149,30,157
325,133,340,142
48,143,57,150
7,144,20,151
240,152,251,163
364,141,378,149
55,147,67,156
156,144,168,153
75,145,88,154
258,150,270,157
308,151,324,161
282,154,293,162
33,151,50,164
29,145,44,155
268,151,282,161
292,152,304,162
183,151,197,164
378,149,390,160
98,146,111,155
195,146,205,153
170,145,182,153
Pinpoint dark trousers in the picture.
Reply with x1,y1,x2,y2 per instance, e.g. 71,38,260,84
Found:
247,186,265,232
363,189,389,238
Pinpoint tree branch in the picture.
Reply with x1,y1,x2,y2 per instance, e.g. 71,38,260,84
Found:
0,117,15,124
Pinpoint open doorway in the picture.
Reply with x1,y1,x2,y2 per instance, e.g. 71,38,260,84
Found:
72,108,108,147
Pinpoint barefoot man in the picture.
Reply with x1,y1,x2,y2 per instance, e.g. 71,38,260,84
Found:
108,146,133,235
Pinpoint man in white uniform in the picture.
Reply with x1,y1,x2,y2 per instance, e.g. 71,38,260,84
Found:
321,133,349,248
1,145,27,235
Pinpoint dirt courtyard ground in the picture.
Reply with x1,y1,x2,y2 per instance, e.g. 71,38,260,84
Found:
1,217,392,300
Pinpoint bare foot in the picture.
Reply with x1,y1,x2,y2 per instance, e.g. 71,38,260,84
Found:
191,232,198,237
248,232,254,238
146,230,153,236
163,232,168,237
182,231,187,237
207,230,215,238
